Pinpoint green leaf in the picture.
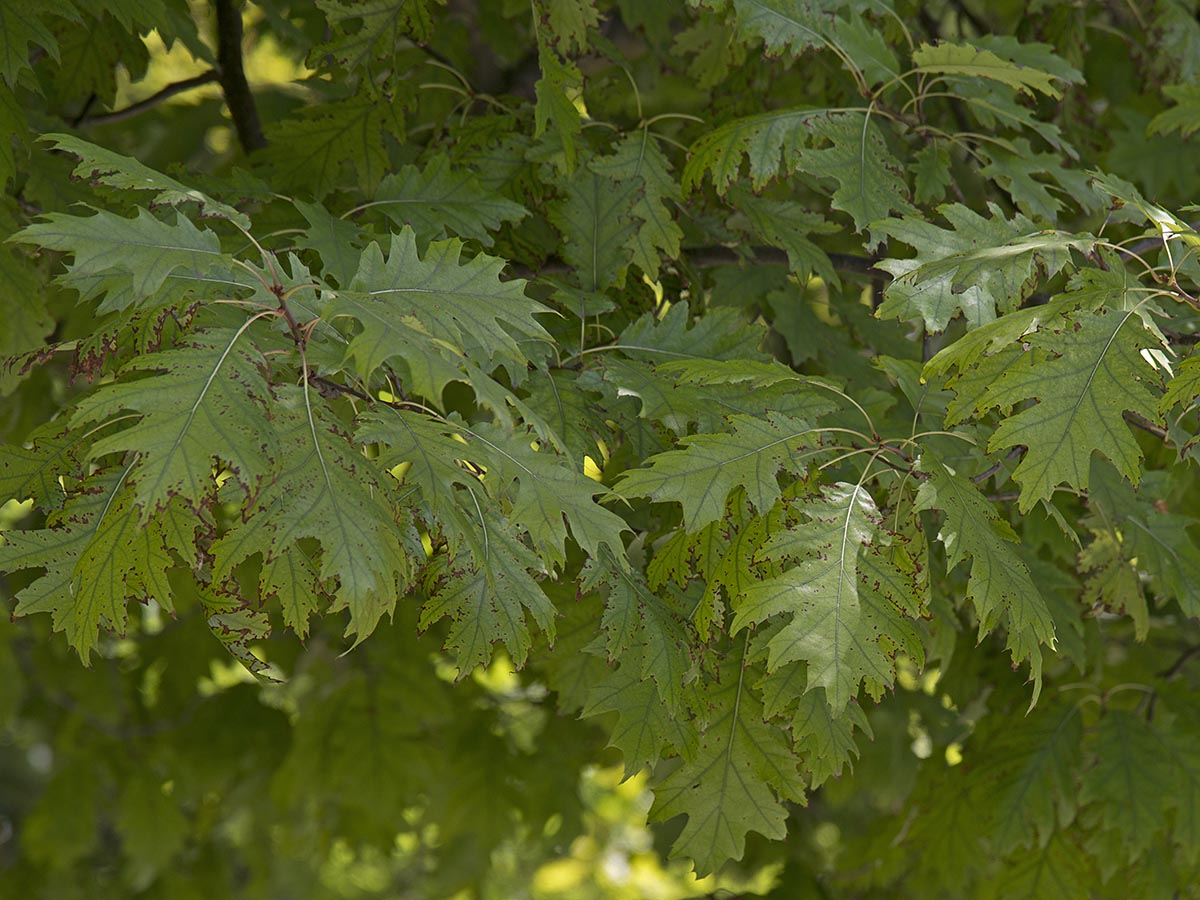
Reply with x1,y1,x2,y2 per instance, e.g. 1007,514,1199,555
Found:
980,138,1082,223
983,832,1097,900
833,13,899,86
0,84,26,188
590,133,684,279
0,242,52,393
356,409,489,540
0,472,183,662
795,112,915,237
672,15,745,90
724,0,831,56
211,388,413,646
369,155,528,247
757,677,872,787
618,302,771,362
1148,84,1200,138
41,134,251,228
548,168,639,291
683,107,828,193
0,1,75,84
984,309,1163,510
260,542,326,639
912,143,952,204
0,422,82,508
923,296,1079,381
261,95,394,198
534,46,583,172
913,41,1066,98
1122,512,1200,618
650,647,805,877
326,227,552,391
729,188,839,285
71,328,279,516
464,421,628,568
972,704,1083,853
915,453,1055,694
582,662,694,776
876,204,1089,331
422,513,556,670
1162,349,1200,415
732,483,907,711
1079,530,1148,638
536,0,599,54
293,198,363,288
1080,711,1172,859
583,555,693,715
12,208,225,307
315,0,442,68
615,412,821,532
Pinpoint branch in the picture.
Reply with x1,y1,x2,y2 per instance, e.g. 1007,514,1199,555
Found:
948,0,991,36
680,245,879,275
1159,644,1200,680
214,0,267,153
76,71,220,126
509,246,879,280
1123,410,1170,443
972,447,1024,484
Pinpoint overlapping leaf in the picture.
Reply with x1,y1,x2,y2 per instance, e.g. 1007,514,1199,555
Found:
421,514,556,670
315,0,441,68
615,412,823,532
41,134,250,227
0,1,75,84
1079,711,1173,859
915,452,1055,695
732,483,911,710
0,472,193,661
326,227,552,391
650,647,806,877
876,204,1089,331
971,704,1083,854
795,113,915,236
590,133,683,279
12,208,226,307
71,327,279,515
683,107,829,193
548,168,639,291
913,41,1067,98
211,388,412,645
583,555,693,715
983,309,1163,509
261,96,394,197
368,156,527,246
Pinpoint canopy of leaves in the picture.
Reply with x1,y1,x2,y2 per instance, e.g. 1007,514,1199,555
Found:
2,1,1200,898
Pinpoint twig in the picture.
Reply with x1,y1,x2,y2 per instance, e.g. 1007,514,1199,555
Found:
1147,643,1200,720
1162,328,1200,346
972,447,1024,484
1159,644,1200,680
76,71,220,126
309,373,372,403
1127,220,1200,257
509,246,879,280
70,92,97,126
1123,410,1170,442
214,0,267,153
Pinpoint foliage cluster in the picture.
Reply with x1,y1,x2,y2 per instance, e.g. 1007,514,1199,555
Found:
3,0,1200,897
